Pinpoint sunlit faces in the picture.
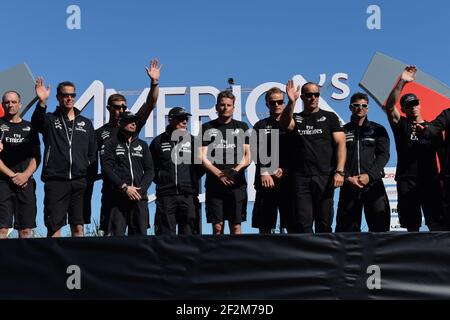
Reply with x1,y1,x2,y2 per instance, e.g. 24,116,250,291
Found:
121,120,137,134
401,100,421,120
57,86,76,109
401,100,421,119
350,99,369,118
2,92,21,117
266,92,285,115
170,116,189,130
216,97,235,119
108,100,127,121
301,84,320,111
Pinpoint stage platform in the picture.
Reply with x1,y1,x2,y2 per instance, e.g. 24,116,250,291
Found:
1,232,450,299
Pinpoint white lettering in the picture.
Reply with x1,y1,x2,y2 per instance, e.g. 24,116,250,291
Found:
66,5,81,30
366,5,381,30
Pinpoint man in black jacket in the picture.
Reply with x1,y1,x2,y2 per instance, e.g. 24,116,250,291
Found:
336,93,390,232
94,58,161,235
384,66,445,231
100,111,154,236
150,107,200,235
32,79,97,237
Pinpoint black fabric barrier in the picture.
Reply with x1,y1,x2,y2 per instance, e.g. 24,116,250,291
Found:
1,232,450,300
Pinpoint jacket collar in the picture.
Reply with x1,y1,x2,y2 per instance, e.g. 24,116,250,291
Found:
55,106,81,119
348,116,370,129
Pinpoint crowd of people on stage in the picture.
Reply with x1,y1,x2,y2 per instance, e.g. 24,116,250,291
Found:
1,61,449,238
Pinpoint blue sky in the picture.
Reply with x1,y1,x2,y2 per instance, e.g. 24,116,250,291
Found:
1,0,449,235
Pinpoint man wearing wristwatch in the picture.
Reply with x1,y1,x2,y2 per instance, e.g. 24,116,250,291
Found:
335,93,391,232
201,91,251,235
95,58,161,235
280,80,346,233
100,111,154,236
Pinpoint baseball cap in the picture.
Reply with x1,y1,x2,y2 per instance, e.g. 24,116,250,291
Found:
118,111,139,124
168,107,192,119
400,93,420,107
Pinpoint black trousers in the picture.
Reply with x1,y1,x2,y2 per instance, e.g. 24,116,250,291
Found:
292,174,334,233
336,179,390,232
252,176,294,231
154,194,198,235
397,177,445,231
108,196,149,236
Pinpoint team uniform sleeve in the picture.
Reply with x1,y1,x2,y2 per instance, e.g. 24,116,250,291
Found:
31,103,50,134
100,140,123,189
329,112,344,133
140,143,154,194
367,125,390,181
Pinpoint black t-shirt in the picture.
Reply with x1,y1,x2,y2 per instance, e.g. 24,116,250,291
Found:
201,119,249,188
292,109,344,176
0,119,40,180
253,116,293,187
391,117,443,180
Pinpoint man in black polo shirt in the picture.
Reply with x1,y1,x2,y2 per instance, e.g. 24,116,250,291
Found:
384,66,445,231
280,80,346,233
336,92,390,232
201,91,251,235
251,87,294,234
0,91,40,238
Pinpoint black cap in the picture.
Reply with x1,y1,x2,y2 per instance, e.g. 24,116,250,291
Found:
168,107,192,119
400,93,419,107
118,111,139,124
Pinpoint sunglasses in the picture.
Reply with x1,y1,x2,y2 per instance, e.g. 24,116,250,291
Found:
351,103,368,108
110,104,127,110
268,99,284,107
59,93,76,99
172,116,189,122
403,101,419,109
302,92,320,98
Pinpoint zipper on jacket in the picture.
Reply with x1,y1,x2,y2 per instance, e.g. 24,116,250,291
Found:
356,128,361,175
174,141,178,194
126,142,135,186
61,116,75,180
45,145,51,167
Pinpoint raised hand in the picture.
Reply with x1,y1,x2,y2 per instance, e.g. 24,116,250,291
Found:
286,79,300,103
401,65,417,82
145,58,162,83
35,77,51,103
